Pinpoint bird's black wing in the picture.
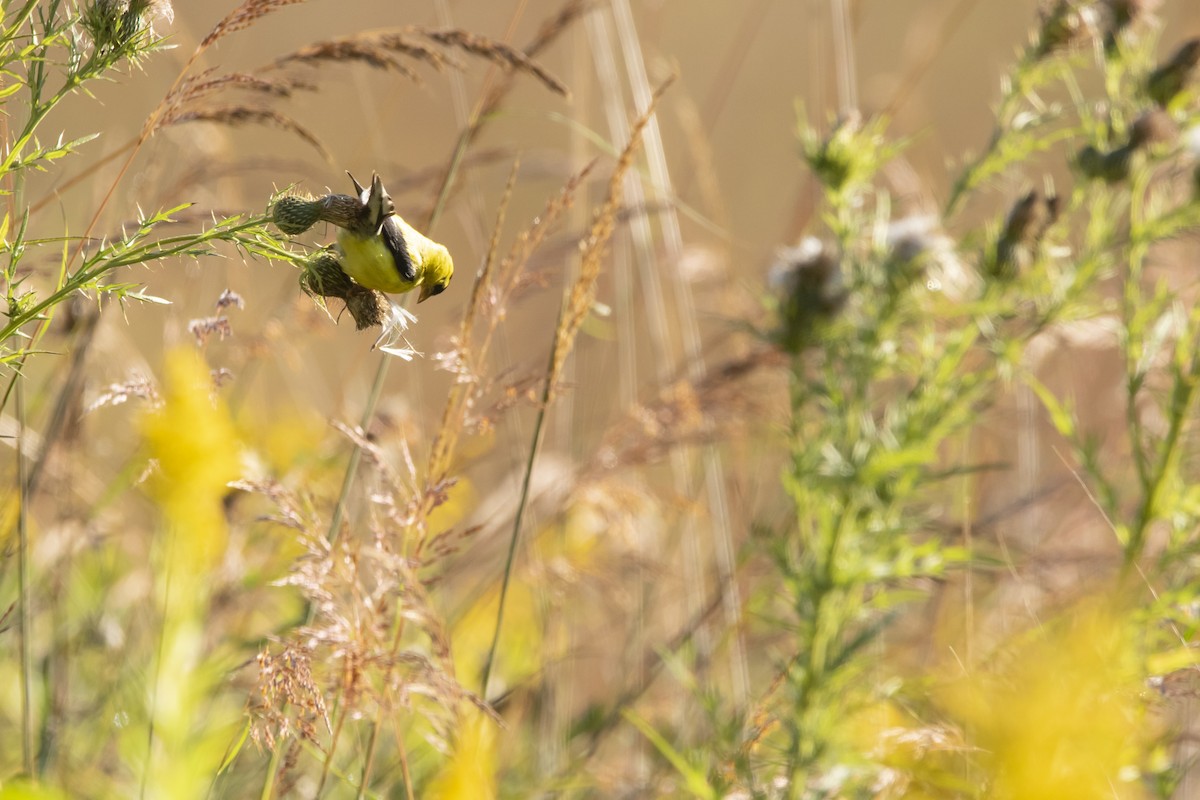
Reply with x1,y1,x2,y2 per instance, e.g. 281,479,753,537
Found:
381,216,417,283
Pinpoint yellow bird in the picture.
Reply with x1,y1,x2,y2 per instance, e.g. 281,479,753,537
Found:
335,172,454,303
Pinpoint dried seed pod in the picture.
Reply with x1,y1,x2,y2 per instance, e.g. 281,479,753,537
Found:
1034,0,1096,59
769,238,846,354
1106,0,1160,29
1102,0,1161,50
343,288,390,330
1147,37,1200,107
993,188,1060,280
1002,188,1059,246
1127,108,1178,151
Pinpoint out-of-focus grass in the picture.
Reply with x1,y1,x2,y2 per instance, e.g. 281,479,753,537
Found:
1,1,1200,799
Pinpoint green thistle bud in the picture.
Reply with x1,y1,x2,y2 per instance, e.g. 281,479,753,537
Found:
81,0,171,53
803,110,873,194
300,250,355,297
272,194,325,236
81,0,127,51
299,250,388,330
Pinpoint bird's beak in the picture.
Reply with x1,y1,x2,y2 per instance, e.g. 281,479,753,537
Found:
417,284,433,304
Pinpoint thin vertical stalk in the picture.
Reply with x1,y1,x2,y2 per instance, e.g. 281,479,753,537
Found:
324,357,391,550
355,722,380,800
829,0,858,114
481,73,669,708
586,4,704,653
10,129,34,777
480,317,558,697
610,0,749,706
17,372,33,777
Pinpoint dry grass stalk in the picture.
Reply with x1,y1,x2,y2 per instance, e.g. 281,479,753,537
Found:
268,24,570,98
270,31,457,78
476,78,674,702
200,0,308,49
426,161,595,488
424,161,520,486
465,159,522,343
251,644,330,751
522,0,594,60
473,0,592,122
420,0,587,225
172,68,306,103
421,27,570,98
156,105,331,161
245,459,486,785
549,77,675,400
156,14,577,169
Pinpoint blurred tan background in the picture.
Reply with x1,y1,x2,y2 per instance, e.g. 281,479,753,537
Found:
15,1,1198,595
12,1,1196,565
25,1,1200,398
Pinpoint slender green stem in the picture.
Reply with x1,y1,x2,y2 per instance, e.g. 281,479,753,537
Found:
324,355,390,549
480,306,560,699
0,214,273,347
141,546,173,799
17,366,33,777
355,722,380,800
1124,327,1200,569
259,744,280,800
313,702,349,798
9,123,34,779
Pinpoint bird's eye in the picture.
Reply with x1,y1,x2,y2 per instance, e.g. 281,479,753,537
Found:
431,283,447,297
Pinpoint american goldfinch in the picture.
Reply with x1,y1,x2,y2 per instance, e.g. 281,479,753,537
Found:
272,173,454,303
336,173,454,303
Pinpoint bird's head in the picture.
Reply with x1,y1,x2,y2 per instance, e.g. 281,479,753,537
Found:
347,171,395,235
418,246,454,303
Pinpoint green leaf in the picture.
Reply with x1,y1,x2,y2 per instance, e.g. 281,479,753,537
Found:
216,721,251,775
1147,647,1200,676
1025,374,1077,438
623,710,717,800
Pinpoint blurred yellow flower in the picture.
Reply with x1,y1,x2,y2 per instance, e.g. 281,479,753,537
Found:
939,604,1150,800
142,348,241,571
426,706,498,800
452,578,542,693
